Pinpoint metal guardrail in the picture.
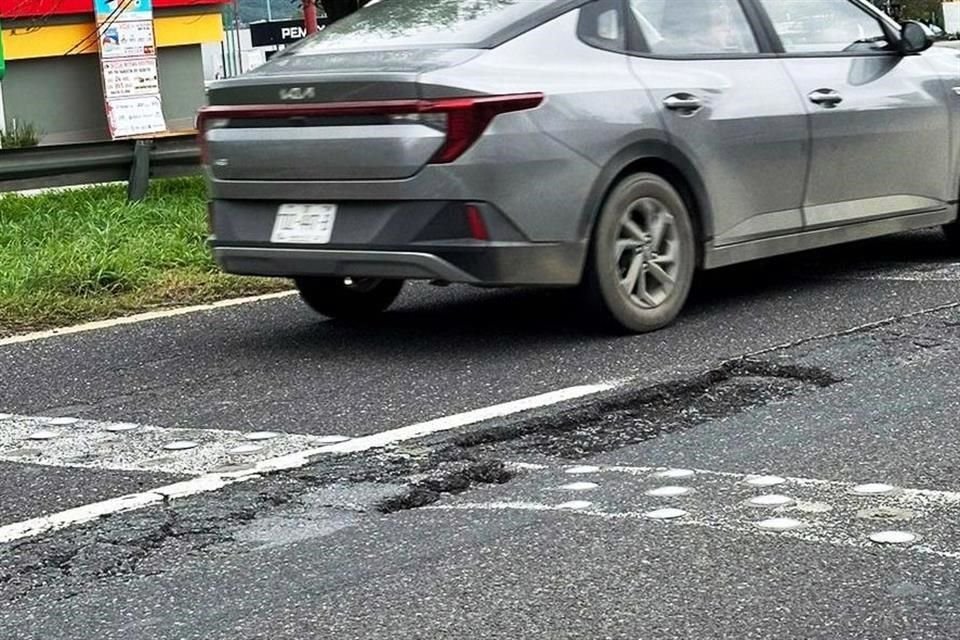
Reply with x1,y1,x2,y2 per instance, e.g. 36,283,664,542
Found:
0,133,201,199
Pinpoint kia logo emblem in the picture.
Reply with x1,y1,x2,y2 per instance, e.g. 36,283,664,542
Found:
279,87,316,101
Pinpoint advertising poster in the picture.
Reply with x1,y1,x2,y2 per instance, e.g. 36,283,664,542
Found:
100,21,156,58
106,96,166,138
96,0,166,138
102,58,160,97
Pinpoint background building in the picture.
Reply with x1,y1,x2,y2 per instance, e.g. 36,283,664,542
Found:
0,0,228,144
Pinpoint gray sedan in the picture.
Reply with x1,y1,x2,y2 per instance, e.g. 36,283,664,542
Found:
199,0,960,332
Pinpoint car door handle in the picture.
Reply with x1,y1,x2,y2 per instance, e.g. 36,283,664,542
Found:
808,89,843,107
663,94,703,113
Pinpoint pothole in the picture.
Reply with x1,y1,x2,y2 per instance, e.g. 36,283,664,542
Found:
451,360,840,460
375,460,515,514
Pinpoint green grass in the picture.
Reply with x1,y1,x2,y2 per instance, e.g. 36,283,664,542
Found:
0,177,289,335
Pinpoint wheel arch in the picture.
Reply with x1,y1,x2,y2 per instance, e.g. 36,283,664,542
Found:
579,141,712,267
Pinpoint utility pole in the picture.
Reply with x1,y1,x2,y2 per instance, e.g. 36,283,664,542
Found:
303,0,318,34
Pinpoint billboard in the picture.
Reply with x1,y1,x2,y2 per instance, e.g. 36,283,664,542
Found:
249,18,328,47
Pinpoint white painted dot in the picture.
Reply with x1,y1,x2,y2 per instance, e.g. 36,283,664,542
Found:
560,482,599,491
47,417,79,426
25,430,58,441
745,475,786,487
656,468,695,479
316,435,351,444
557,501,593,510
104,423,140,433
644,507,688,520
244,431,281,441
565,465,601,475
748,494,795,507
869,530,917,545
645,485,692,498
228,444,263,455
852,483,896,496
163,440,199,451
755,517,805,531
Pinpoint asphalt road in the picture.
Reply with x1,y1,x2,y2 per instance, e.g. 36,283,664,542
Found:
3,229,960,638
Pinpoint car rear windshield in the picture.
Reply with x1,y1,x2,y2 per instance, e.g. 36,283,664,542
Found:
292,0,557,51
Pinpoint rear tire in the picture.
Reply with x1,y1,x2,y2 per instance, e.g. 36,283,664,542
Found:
294,277,404,319
944,221,960,246
580,172,696,333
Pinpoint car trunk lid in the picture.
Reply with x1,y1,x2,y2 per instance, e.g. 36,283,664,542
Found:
201,49,484,182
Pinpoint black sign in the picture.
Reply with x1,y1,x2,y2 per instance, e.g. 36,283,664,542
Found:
249,19,328,47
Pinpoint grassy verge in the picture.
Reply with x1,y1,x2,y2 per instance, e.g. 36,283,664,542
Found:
0,177,289,336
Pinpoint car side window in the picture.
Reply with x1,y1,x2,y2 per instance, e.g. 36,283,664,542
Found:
578,0,626,52
627,0,760,56
757,0,890,54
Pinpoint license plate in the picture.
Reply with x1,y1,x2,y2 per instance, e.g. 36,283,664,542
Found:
270,204,337,244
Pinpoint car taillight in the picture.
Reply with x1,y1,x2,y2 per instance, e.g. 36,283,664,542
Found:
423,94,544,164
195,93,544,166
196,112,229,165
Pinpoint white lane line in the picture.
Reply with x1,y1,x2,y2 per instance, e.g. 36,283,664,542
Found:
0,290,297,347
0,383,612,544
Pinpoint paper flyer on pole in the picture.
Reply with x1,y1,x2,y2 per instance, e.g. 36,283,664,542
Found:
96,0,166,139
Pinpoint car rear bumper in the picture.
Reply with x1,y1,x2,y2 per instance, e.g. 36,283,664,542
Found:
213,242,585,286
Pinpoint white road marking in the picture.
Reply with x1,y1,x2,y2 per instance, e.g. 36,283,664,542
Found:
836,263,960,282
0,383,613,544
0,414,354,476
0,290,298,347
426,462,960,560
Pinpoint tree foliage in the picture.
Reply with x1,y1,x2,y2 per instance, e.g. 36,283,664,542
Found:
870,0,943,23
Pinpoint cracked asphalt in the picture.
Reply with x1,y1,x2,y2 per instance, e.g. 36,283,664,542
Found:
3,229,960,638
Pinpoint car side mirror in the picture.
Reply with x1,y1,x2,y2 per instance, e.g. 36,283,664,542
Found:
899,21,933,54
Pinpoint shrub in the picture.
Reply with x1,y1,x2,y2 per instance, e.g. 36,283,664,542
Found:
1,120,43,149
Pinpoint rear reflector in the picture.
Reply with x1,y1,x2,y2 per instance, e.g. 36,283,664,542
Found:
196,93,544,165
465,204,489,241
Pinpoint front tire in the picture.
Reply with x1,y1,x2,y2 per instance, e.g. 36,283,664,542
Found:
580,172,697,333
294,277,404,319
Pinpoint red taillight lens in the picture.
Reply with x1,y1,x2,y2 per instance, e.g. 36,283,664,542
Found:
424,94,544,164
196,110,229,165
196,92,544,167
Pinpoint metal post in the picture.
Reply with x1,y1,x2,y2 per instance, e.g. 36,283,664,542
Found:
233,0,244,74
127,139,152,202
304,0,318,34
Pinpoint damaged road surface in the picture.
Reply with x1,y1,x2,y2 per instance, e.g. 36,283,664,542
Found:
6,296,960,638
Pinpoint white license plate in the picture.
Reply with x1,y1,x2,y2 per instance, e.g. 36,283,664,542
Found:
270,204,337,244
